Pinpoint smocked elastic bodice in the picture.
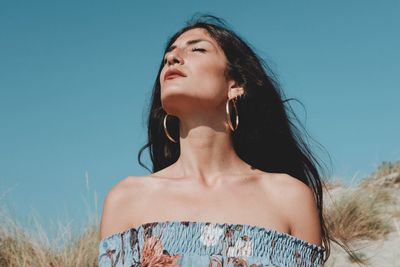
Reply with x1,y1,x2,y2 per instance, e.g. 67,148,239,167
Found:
99,220,325,266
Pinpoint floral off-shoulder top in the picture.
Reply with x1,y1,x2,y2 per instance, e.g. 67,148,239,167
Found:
98,220,325,267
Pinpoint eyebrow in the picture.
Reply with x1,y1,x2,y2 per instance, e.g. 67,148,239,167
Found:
166,39,213,53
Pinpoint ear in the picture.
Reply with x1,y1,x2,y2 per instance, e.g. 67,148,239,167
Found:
227,80,245,100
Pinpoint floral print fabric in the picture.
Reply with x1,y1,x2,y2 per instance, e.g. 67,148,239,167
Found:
99,220,325,267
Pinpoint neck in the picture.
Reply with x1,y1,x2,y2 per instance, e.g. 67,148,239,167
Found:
172,115,252,186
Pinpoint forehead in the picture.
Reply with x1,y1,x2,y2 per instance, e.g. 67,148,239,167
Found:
174,28,210,41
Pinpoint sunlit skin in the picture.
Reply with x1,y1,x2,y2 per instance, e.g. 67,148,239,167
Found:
158,28,249,186
159,28,243,124
100,28,322,248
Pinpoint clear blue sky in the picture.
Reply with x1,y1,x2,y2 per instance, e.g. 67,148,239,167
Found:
1,1,399,238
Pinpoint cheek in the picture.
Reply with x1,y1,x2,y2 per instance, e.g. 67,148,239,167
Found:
193,63,227,93
159,68,167,84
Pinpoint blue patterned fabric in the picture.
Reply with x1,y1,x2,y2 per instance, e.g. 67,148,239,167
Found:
99,220,325,266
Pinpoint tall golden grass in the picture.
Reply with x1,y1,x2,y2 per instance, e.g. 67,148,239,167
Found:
0,171,101,267
324,160,400,265
0,160,398,266
324,186,394,243
0,206,100,267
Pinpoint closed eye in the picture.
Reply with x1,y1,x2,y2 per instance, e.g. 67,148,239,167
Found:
162,48,206,65
191,47,206,52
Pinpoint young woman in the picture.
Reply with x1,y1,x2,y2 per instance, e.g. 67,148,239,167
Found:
99,15,331,266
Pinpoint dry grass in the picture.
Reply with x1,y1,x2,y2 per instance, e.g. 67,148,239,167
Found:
373,160,400,178
0,171,101,267
0,207,100,267
325,160,400,245
361,160,400,188
325,185,395,243
324,179,344,191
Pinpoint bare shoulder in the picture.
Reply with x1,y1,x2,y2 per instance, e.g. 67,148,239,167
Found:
260,172,322,246
258,172,313,199
267,173,315,199
99,175,151,240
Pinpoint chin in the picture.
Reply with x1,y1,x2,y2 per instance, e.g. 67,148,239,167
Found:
161,94,200,117
161,94,182,116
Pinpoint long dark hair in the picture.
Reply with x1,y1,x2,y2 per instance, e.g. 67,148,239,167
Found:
138,14,361,264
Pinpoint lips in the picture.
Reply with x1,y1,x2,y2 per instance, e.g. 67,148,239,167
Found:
164,68,186,81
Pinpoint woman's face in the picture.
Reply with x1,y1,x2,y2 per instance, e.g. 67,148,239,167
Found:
159,28,233,117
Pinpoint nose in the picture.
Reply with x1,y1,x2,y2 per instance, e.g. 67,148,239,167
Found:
165,51,183,66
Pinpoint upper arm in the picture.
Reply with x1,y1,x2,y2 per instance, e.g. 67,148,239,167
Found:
99,176,140,240
280,174,322,246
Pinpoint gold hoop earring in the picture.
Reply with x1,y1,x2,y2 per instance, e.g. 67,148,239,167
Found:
163,114,178,143
226,97,239,131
